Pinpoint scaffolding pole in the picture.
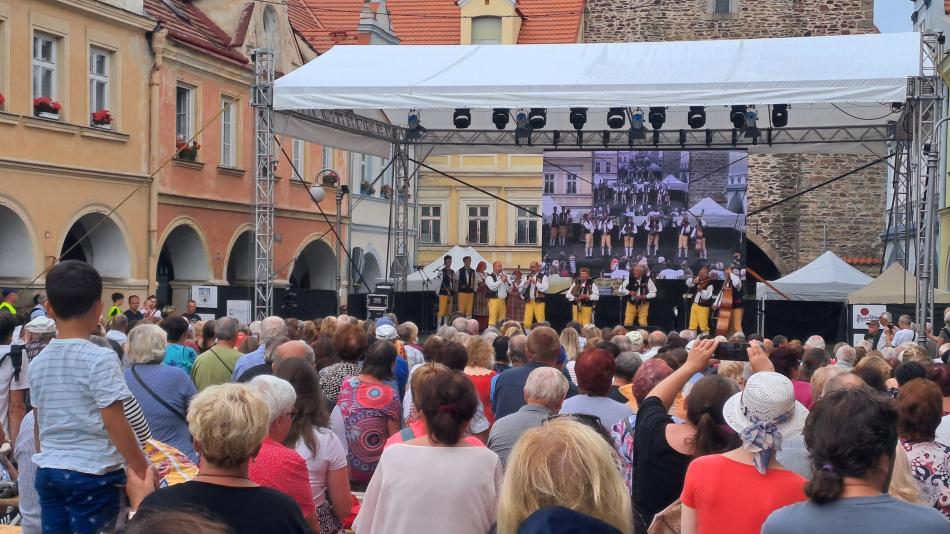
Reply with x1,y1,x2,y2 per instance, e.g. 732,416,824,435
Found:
252,48,276,320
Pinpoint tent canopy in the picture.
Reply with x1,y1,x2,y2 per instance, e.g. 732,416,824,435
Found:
662,175,688,192
689,197,744,228
274,32,919,156
757,251,872,302
848,263,950,305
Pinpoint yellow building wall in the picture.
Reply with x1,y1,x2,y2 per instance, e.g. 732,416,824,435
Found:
459,0,521,45
0,0,153,300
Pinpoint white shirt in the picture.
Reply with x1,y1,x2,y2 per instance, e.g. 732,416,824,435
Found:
685,277,715,304
566,280,600,303
657,269,679,280
0,345,28,441
619,277,657,300
485,273,511,299
524,273,549,301
295,428,348,507
891,328,916,348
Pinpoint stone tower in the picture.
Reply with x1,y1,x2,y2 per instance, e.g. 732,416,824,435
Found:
584,0,884,275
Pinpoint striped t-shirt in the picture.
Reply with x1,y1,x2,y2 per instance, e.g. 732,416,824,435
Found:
29,338,131,475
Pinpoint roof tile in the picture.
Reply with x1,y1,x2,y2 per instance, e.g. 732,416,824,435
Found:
145,0,248,65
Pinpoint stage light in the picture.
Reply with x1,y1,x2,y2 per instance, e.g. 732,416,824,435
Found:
771,104,788,127
515,109,532,145
730,105,747,129
629,110,646,140
648,107,666,130
453,108,471,129
528,108,547,129
744,108,760,139
407,110,425,140
492,108,510,130
687,106,706,129
607,107,626,129
569,107,587,130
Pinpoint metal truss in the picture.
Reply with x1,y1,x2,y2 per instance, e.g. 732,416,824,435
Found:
283,109,404,143
391,143,413,292
252,48,276,320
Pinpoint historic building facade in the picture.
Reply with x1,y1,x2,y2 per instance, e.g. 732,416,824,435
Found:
584,0,883,276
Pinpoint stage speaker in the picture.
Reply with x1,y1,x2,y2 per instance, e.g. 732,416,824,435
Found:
367,294,389,309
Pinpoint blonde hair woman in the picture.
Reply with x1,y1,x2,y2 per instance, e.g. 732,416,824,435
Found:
134,384,310,533
123,324,198,461
890,443,924,504
465,336,499,424
320,316,338,337
497,418,633,534
561,328,582,385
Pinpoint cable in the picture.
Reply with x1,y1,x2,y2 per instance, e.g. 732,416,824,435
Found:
542,159,594,186
831,104,897,122
689,154,749,186
27,106,226,286
747,154,892,217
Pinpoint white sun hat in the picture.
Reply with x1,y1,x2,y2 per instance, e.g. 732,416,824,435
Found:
723,371,808,441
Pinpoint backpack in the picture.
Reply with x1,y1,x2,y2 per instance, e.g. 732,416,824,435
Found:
0,345,23,382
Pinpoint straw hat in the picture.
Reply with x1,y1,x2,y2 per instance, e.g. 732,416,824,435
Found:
723,371,808,440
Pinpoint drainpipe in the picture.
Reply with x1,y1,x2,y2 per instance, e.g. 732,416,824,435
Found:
147,28,167,296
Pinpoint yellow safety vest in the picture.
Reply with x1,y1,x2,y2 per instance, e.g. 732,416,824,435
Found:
108,306,122,319
0,302,15,315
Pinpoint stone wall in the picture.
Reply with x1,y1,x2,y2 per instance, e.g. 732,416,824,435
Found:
688,151,732,206
584,0,884,275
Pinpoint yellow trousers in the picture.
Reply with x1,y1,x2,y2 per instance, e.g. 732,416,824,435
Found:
624,301,650,327
523,301,545,328
729,307,744,335
573,305,593,326
689,303,711,333
437,295,453,318
488,298,506,327
457,292,474,317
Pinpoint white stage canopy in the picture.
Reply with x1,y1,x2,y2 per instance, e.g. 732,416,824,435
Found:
757,251,872,302
689,197,744,228
662,175,688,192
274,32,919,157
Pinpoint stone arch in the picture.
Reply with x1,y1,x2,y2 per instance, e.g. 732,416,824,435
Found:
290,237,336,290
0,199,38,280
60,208,132,279
157,220,213,308
745,232,789,278
225,227,254,286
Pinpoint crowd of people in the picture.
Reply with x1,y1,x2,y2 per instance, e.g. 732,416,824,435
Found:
1,259,949,533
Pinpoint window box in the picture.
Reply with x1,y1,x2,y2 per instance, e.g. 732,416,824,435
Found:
33,97,62,120
92,123,112,130
91,109,113,129
36,111,59,120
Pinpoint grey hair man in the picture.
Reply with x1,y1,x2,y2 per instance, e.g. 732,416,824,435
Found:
678,329,696,342
642,331,667,360
436,325,458,339
834,345,857,369
487,367,569,466
466,318,480,336
192,316,242,391
273,340,316,369
804,335,826,351
889,314,916,347
452,317,469,332
508,334,528,367
611,335,633,353
232,316,288,381
610,352,643,407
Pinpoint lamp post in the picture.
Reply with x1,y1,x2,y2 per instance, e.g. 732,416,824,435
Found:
308,169,347,314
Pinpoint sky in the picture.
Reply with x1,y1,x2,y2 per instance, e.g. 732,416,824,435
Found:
874,0,913,33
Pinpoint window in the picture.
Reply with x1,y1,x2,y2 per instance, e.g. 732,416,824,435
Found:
221,98,237,167
176,85,194,142
89,47,110,114
32,32,57,99
467,205,490,244
713,0,731,14
323,146,332,170
472,16,502,44
606,161,612,173
516,206,539,245
544,173,555,194
292,138,305,180
594,161,601,173
566,172,577,194
356,154,372,194
420,205,441,244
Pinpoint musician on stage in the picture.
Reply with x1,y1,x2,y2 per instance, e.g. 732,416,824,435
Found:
507,270,526,326
436,255,456,327
685,266,714,334
692,211,707,260
620,217,637,259
676,215,692,259
456,256,477,318
645,214,663,257
566,267,599,325
522,261,549,328
559,208,571,246
485,261,511,328
714,265,743,335
549,207,560,247
599,217,614,257
620,263,656,328
582,213,595,258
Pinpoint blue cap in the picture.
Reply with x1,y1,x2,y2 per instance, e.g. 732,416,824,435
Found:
1,289,16,298
375,317,395,328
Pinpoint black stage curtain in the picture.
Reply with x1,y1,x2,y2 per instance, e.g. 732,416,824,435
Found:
763,301,847,343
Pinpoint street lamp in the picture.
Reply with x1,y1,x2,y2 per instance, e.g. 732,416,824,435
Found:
308,169,348,313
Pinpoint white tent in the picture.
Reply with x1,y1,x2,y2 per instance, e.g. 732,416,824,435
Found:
688,197,744,228
847,263,950,305
274,32,919,157
757,251,872,302
662,175,688,192
406,245,489,291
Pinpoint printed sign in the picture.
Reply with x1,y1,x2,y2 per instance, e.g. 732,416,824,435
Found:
851,304,887,329
191,285,218,308
227,300,252,325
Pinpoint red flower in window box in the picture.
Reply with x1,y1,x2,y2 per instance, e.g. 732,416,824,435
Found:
177,140,201,161
0,93,5,108
33,97,62,116
91,109,112,125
